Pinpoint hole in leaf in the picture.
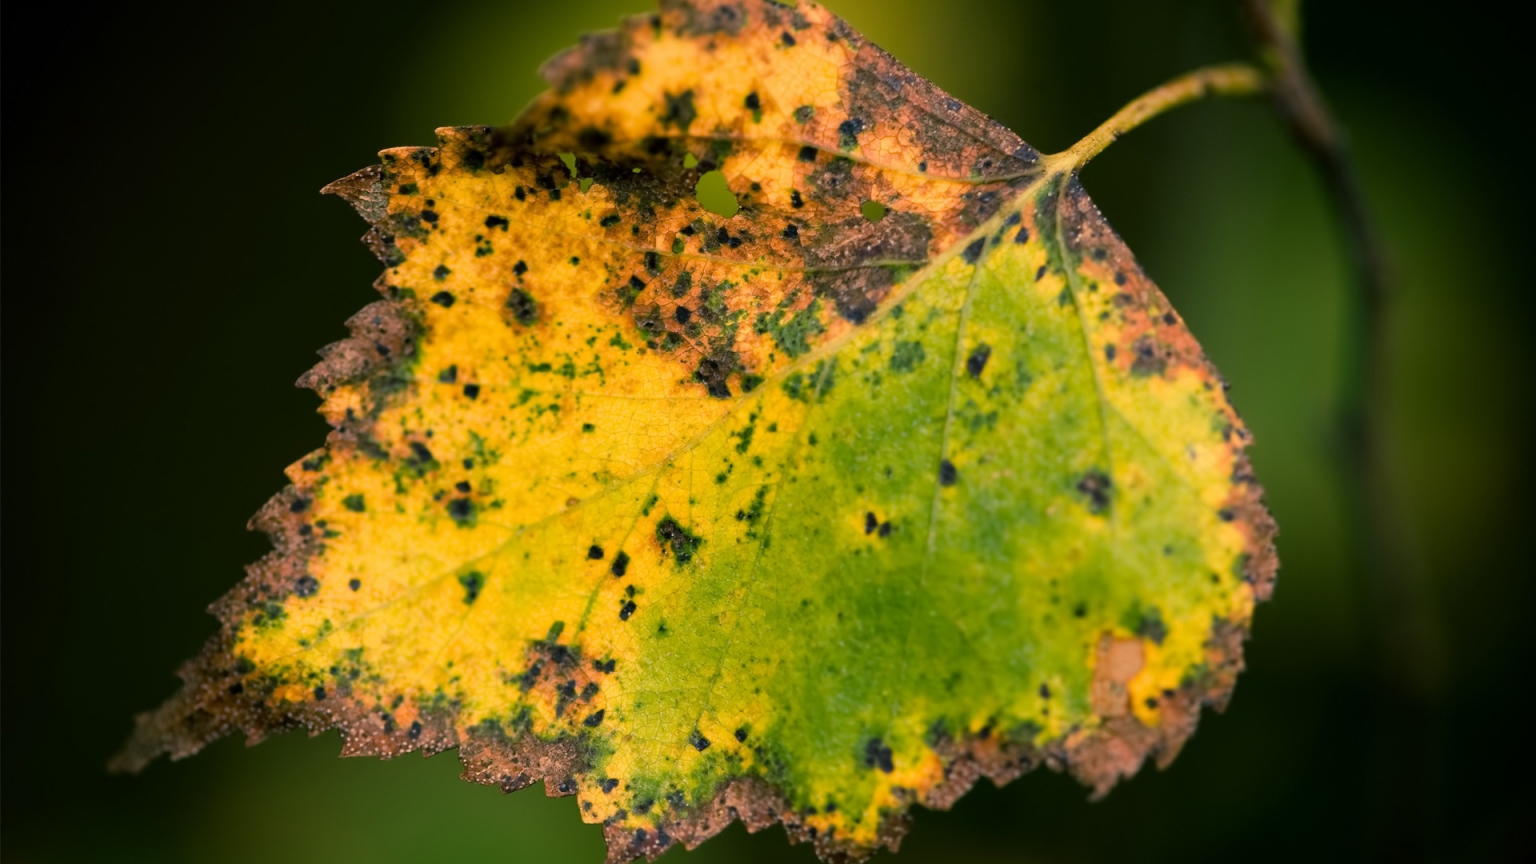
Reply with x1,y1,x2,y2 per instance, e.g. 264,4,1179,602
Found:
559,152,577,177
683,153,700,169
695,170,739,217
860,200,886,223
580,178,594,193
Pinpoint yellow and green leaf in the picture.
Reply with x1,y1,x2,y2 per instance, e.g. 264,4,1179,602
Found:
115,1,1276,860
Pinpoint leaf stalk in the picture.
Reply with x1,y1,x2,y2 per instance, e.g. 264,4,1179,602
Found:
1047,64,1267,173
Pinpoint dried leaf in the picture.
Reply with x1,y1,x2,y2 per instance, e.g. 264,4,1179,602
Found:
116,2,1276,860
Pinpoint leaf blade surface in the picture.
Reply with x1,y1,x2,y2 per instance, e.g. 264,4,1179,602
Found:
117,2,1277,860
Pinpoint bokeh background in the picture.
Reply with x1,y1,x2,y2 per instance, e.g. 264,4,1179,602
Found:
4,0,1532,861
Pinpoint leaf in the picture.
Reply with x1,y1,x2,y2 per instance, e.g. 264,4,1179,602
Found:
114,1,1277,860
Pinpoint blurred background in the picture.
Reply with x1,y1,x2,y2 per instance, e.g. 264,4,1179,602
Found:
4,0,1531,860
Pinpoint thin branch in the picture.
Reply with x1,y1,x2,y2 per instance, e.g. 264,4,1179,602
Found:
1243,0,1389,310
1048,64,1267,172
1242,0,1441,699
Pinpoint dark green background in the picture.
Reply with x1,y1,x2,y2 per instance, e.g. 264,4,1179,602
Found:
4,1,1531,861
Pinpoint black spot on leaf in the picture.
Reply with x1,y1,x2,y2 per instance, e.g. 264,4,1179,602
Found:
459,571,484,604
663,90,697,131
962,237,986,264
864,738,894,773
448,498,475,523
1130,336,1168,376
1077,471,1111,513
837,117,864,149
506,288,538,325
966,344,991,378
578,127,612,149
656,516,702,564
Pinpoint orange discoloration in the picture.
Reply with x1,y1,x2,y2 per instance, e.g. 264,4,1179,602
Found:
1090,635,1146,718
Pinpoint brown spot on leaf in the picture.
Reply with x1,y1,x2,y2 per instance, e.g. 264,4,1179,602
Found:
1090,635,1144,718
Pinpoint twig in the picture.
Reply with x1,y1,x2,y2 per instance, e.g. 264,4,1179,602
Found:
1243,0,1390,315
1243,0,1439,855
1048,64,1267,172
1241,0,1440,696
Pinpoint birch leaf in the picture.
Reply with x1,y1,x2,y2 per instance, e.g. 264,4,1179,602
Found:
115,1,1277,860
